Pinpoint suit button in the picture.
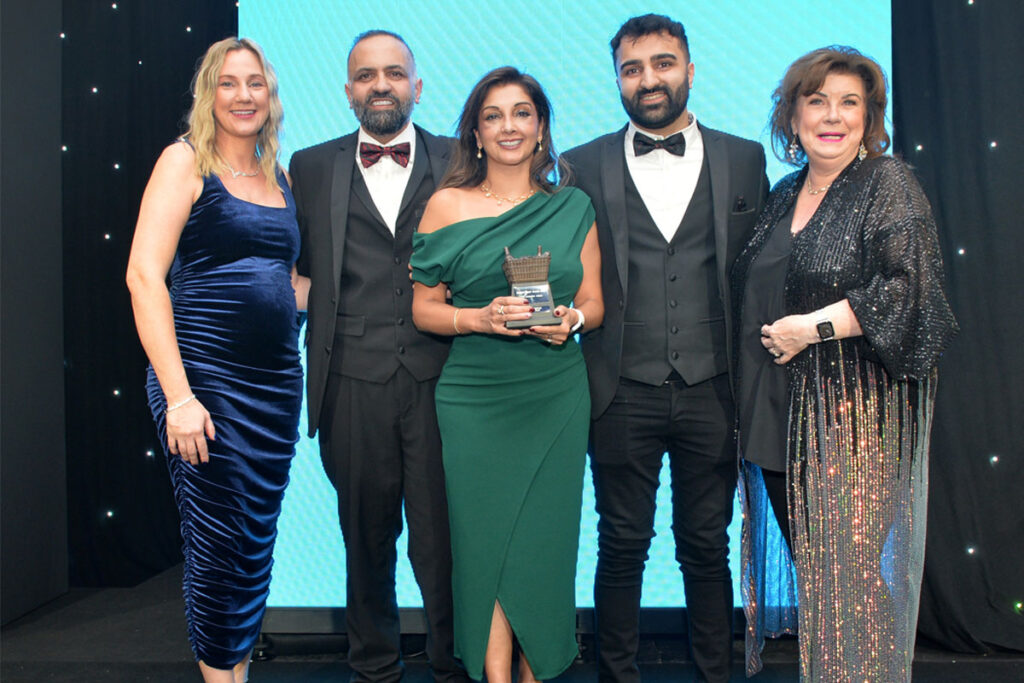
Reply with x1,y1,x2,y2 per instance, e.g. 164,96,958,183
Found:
669,274,677,281
394,256,401,265
398,346,406,354
397,318,405,326
669,299,677,308
671,351,680,360
395,287,403,296
324,346,331,354
671,326,679,334
618,299,624,309
667,246,675,255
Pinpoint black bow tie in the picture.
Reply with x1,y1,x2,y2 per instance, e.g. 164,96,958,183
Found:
632,131,686,157
359,141,411,168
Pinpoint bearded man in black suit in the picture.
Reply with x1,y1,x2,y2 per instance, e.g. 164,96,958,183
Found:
289,30,464,683
564,14,769,683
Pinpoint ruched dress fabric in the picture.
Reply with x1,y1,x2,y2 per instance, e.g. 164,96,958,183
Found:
145,170,302,669
411,188,595,681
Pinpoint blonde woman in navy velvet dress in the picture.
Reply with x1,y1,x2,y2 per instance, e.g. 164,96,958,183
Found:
126,38,307,683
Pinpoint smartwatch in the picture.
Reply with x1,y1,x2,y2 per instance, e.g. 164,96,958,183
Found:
816,318,835,342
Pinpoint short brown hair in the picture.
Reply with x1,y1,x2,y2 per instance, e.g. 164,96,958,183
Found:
769,45,890,166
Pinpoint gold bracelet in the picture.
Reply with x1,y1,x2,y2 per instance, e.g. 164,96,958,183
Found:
453,308,462,335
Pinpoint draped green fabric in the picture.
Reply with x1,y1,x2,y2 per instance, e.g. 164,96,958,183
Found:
412,188,594,679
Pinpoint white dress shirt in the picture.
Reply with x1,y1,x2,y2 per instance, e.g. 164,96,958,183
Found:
355,124,417,235
624,113,704,242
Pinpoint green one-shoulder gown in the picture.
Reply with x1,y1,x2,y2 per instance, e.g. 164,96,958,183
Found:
411,188,595,680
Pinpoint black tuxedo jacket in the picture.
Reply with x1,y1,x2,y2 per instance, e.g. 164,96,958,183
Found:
290,125,452,436
564,123,769,418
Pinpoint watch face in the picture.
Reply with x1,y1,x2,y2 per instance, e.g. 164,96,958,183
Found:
817,320,835,341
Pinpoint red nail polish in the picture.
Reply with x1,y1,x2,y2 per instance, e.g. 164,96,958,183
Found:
529,307,535,312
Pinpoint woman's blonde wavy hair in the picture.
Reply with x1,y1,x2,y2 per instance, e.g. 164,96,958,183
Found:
183,37,283,190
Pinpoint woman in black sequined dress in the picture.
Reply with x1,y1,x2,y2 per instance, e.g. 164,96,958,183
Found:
732,46,957,682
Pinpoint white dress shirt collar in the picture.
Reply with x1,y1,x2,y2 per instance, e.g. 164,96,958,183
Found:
625,112,699,160
355,123,417,234
623,112,705,242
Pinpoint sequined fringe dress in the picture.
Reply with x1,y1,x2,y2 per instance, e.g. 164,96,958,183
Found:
731,156,957,681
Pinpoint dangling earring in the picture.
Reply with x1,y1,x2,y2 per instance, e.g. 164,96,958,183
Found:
476,146,483,160
787,136,800,163
857,141,867,161
536,139,543,153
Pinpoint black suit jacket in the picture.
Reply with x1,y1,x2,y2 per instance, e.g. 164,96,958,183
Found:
290,125,452,436
564,123,769,418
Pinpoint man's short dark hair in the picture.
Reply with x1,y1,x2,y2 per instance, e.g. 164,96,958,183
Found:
348,29,415,64
610,14,689,64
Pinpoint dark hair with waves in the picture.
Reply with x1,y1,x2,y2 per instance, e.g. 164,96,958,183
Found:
770,45,890,166
439,66,569,193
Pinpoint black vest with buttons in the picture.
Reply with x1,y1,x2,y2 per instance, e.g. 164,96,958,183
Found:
329,149,450,383
619,157,728,385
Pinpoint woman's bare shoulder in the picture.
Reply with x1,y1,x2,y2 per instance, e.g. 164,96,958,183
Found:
419,186,475,234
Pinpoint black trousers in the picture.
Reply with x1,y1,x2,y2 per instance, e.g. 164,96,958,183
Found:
319,366,465,683
590,374,737,683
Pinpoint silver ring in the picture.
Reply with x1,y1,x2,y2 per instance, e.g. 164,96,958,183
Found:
497,304,505,315
772,350,781,358
545,335,553,344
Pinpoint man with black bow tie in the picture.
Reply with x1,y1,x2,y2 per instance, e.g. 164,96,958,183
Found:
564,14,768,683
290,30,465,683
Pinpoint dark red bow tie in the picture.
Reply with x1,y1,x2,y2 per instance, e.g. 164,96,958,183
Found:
359,141,411,168
633,131,686,157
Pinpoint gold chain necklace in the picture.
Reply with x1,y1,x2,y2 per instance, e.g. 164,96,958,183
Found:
480,182,536,207
806,182,831,195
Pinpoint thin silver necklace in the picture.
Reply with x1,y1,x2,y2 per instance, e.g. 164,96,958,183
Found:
224,160,259,178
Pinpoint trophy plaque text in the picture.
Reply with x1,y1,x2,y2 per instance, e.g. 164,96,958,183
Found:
502,245,560,328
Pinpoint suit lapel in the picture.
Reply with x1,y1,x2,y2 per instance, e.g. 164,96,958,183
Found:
701,124,731,300
601,126,631,297
397,129,429,217
350,172,392,239
329,134,357,303
420,125,451,191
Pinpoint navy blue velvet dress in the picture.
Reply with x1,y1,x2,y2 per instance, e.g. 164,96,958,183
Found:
145,169,302,669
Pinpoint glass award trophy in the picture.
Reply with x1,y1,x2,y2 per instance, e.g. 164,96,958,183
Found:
501,245,560,328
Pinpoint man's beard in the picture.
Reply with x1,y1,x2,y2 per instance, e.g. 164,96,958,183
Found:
620,80,689,130
352,91,414,138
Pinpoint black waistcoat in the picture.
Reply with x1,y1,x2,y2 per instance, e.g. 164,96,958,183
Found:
619,157,727,385
330,147,450,382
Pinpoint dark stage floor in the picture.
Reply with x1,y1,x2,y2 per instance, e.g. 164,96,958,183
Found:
3,565,1021,682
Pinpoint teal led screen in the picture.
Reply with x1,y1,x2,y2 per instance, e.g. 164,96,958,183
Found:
239,0,892,609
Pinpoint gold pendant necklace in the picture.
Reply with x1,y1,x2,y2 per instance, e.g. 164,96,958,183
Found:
806,182,831,195
480,182,536,207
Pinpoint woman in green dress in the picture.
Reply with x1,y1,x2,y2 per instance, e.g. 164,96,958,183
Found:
411,67,603,683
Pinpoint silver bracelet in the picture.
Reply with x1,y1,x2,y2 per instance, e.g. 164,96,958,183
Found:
166,394,196,413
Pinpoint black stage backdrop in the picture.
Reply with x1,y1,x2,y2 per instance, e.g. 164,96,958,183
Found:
891,1,1024,652
55,0,1022,653
61,1,237,586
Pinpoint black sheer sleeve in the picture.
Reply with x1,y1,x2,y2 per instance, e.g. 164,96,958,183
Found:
844,159,958,380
